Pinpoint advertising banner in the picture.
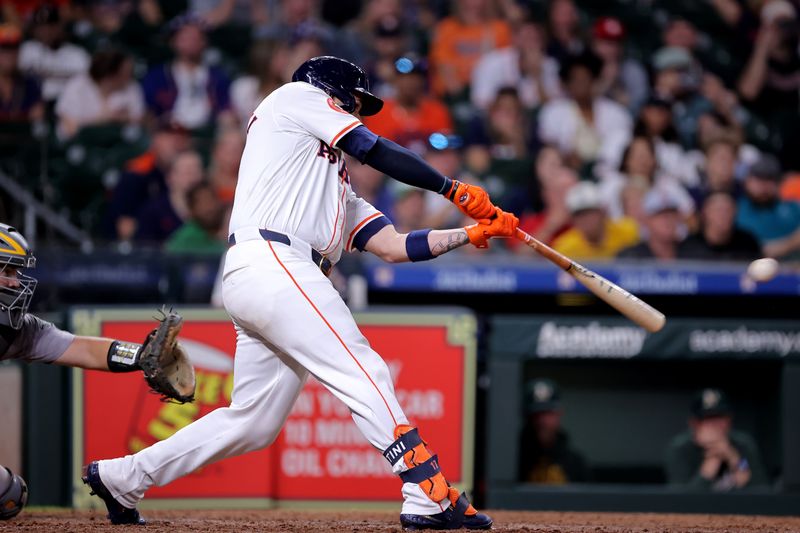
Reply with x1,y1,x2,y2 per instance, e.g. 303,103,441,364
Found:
71,308,475,508
490,316,800,360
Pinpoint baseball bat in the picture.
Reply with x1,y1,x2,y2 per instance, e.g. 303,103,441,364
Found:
514,228,666,333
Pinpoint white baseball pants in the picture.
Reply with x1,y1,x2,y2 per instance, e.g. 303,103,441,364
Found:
98,239,449,515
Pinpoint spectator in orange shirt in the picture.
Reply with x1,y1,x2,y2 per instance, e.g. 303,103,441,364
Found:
362,55,453,146
429,0,511,98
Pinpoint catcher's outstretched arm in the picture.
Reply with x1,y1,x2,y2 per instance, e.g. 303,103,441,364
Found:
55,336,117,371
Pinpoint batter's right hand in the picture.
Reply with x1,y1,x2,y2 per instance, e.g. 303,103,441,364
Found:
465,209,519,249
443,180,496,221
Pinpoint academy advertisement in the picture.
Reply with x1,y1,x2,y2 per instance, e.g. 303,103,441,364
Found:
491,316,800,360
71,308,475,507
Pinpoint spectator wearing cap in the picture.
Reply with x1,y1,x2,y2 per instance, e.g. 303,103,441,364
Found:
678,191,760,261
591,17,648,113
55,48,144,139
551,181,639,260
165,181,227,254
141,15,233,131
336,0,408,74
0,24,42,122
429,0,511,98
365,16,412,98
665,388,768,491
617,187,686,260
538,51,632,172
18,3,90,102
736,154,800,258
362,56,453,145
106,121,192,241
518,378,588,484
136,150,205,243
470,17,561,111
652,46,712,149
545,0,584,63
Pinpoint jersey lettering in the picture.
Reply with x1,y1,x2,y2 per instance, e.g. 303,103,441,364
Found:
317,141,338,164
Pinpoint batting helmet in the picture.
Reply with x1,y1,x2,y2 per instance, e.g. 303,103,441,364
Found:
0,467,28,521
292,56,384,116
0,224,36,330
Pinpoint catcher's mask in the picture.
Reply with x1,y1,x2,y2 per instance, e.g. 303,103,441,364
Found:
0,224,36,330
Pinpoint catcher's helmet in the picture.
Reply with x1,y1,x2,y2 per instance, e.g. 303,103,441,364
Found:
292,56,384,116
0,224,36,330
0,467,28,520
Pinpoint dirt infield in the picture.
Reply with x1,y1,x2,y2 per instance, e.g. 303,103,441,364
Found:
3,509,800,532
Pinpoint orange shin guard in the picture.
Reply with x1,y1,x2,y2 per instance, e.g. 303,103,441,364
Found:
385,424,449,503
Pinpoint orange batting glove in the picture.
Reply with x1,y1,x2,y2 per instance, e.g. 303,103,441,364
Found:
443,180,496,221
465,209,520,249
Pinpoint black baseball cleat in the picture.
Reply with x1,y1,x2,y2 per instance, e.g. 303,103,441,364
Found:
82,461,145,525
399,491,493,530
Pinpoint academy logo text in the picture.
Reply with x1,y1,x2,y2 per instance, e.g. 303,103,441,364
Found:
536,321,646,358
689,327,800,356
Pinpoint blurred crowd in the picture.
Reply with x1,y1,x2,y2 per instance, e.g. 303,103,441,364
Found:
1,0,800,261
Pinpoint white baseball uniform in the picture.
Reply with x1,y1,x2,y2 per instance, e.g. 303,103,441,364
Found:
98,82,450,515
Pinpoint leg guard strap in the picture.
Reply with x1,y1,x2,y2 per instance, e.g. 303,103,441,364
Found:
448,491,470,529
398,455,440,484
383,427,423,465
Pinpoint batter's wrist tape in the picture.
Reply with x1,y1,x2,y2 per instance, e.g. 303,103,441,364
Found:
107,340,143,373
406,229,435,262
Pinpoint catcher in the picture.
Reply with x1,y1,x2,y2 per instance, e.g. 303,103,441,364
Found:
0,223,195,521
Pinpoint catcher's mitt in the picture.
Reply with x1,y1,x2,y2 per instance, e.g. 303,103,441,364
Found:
139,308,196,403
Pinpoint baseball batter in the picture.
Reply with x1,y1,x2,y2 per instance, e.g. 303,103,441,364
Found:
0,223,194,521
86,56,518,530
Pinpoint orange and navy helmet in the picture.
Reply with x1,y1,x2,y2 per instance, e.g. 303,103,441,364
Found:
0,224,36,329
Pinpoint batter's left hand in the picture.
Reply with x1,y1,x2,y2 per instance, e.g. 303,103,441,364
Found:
444,180,497,221
465,209,519,249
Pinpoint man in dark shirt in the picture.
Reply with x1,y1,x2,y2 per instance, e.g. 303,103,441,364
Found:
618,187,685,260
106,121,191,241
678,192,761,260
665,388,768,491
519,378,589,484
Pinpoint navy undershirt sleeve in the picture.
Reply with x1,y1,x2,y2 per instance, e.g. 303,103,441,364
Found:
339,126,452,194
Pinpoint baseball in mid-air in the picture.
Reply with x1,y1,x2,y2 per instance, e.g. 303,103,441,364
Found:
746,258,779,282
